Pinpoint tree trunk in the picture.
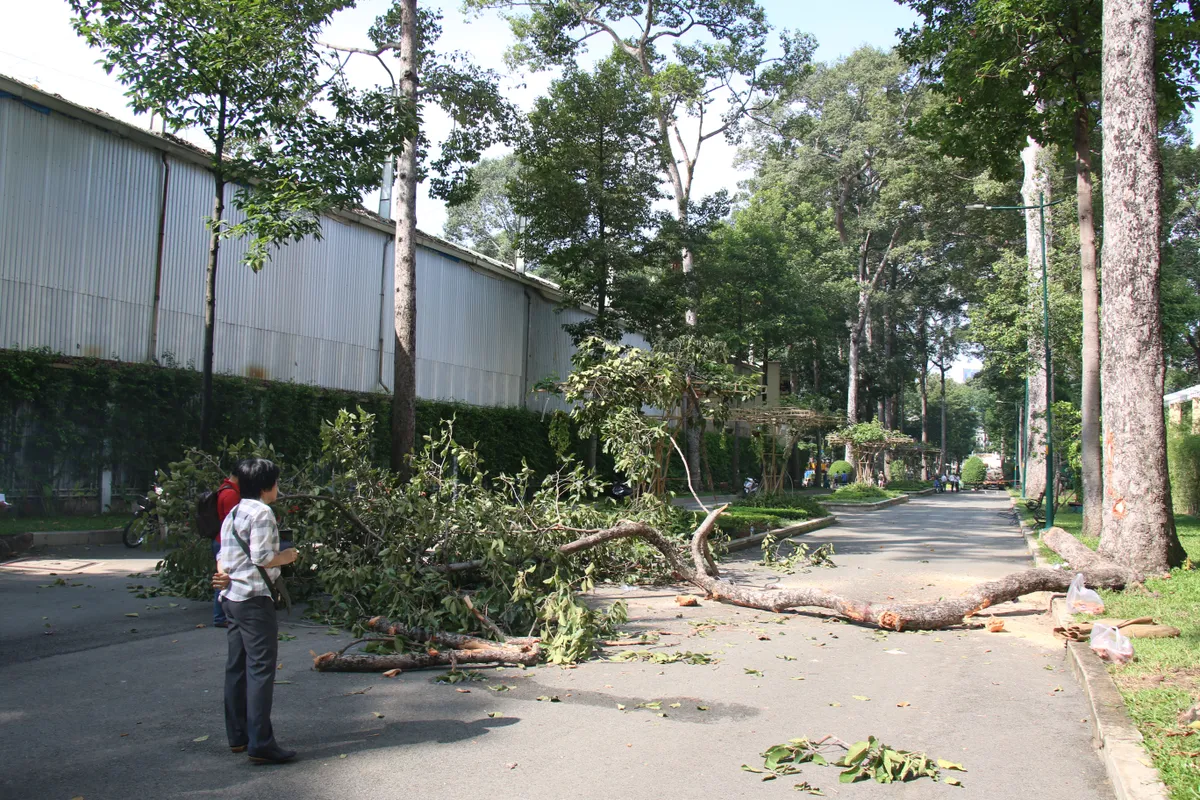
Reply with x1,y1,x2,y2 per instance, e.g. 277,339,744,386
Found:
1075,108,1104,541
939,361,948,473
1021,137,1052,499
390,0,419,476
199,95,228,452
919,316,929,479
1097,0,1186,572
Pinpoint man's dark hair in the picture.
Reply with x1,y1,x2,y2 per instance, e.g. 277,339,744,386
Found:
234,458,280,500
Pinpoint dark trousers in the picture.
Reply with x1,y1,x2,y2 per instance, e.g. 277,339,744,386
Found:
211,539,226,625
221,596,278,753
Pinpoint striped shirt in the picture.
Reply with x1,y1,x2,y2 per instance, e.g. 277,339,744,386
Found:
217,498,280,603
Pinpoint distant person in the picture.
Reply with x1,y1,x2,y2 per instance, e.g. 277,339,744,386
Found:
212,458,298,765
933,476,942,493
212,474,239,627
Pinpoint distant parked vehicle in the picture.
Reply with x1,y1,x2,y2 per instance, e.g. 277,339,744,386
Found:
742,476,761,498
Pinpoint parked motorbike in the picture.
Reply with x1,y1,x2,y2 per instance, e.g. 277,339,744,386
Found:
742,477,761,498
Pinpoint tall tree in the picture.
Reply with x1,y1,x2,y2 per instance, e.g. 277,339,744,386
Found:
746,47,920,459
1097,0,1185,571
466,0,814,325
511,54,663,341
71,0,408,451
324,4,517,473
443,154,523,265
898,0,1200,537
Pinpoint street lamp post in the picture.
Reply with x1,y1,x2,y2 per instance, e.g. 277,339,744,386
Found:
967,194,1065,530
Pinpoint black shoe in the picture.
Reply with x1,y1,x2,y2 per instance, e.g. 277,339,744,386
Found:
248,746,296,765
230,744,247,754
213,621,228,628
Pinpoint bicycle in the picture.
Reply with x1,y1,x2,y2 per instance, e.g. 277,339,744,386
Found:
122,485,165,548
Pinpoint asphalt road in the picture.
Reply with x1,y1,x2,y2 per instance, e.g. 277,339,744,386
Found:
0,491,1112,800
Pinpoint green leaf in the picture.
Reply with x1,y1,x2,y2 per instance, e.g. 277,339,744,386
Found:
936,759,966,771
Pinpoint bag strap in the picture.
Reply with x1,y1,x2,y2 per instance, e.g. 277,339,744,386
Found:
227,506,285,608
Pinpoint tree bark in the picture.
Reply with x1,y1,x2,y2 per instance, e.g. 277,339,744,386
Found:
314,646,540,672
1021,137,1052,499
919,315,930,479
199,93,228,452
1098,0,1186,572
1076,109,1104,540
939,360,948,474
390,0,419,476
846,228,900,462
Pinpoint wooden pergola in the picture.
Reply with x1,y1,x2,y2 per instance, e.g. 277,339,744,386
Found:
730,407,844,493
825,430,915,483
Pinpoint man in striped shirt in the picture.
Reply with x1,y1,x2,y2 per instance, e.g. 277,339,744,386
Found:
216,457,298,764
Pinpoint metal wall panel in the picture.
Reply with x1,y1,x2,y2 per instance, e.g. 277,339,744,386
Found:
0,95,161,360
1,87,618,408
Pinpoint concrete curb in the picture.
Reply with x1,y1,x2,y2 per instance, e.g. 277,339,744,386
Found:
29,529,124,546
1014,498,1171,800
821,494,909,513
724,515,838,553
902,488,935,497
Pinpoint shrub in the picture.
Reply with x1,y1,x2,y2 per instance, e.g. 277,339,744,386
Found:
887,479,932,492
828,483,897,502
961,456,987,486
828,460,854,481
888,459,907,482
737,492,827,517
1168,423,1200,516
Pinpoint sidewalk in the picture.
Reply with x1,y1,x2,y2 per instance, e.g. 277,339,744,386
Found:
0,492,1112,799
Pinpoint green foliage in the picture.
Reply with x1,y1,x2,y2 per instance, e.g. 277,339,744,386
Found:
0,350,557,500
512,53,664,342
560,337,756,493
887,479,932,493
1167,422,1200,517
70,0,409,271
735,493,827,518
827,461,854,480
365,4,519,206
759,534,835,574
749,736,964,787
961,456,987,487
828,483,898,502
152,409,682,663
888,459,907,482
897,0,1200,179
442,154,522,264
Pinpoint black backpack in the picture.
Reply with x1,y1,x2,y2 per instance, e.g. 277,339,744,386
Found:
196,490,221,539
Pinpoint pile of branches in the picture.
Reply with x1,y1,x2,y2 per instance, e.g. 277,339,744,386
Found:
314,501,1138,672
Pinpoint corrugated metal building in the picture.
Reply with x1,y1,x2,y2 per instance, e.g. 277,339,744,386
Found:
0,75,646,412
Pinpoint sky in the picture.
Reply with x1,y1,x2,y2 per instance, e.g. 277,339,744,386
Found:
1,0,995,378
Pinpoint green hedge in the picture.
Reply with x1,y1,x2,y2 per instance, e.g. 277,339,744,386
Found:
961,456,987,486
1168,423,1200,517
0,348,558,499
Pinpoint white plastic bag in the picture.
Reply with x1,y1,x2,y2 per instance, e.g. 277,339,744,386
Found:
1090,623,1134,664
1067,573,1105,615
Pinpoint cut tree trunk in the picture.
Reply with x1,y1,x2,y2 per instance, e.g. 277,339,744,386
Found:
390,0,419,476
313,617,541,673
1097,0,1186,572
314,647,540,673
1075,108,1104,541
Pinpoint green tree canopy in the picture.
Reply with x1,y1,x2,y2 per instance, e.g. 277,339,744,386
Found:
512,54,664,342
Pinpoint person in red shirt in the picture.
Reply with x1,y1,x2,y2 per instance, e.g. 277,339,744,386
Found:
212,476,240,627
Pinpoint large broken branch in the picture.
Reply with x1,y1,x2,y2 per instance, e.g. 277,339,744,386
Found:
312,616,541,673
556,509,1140,632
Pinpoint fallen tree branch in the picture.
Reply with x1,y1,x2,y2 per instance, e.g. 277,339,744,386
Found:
552,515,1141,632
313,645,540,673
279,493,379,543
312,617,542,673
